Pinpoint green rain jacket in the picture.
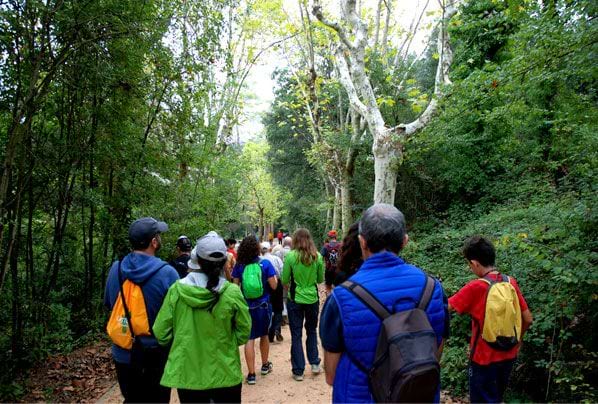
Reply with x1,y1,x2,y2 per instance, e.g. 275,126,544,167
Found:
153,272,251,390
281,250,324,304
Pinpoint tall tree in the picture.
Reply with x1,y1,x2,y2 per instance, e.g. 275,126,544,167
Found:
313,0,457,203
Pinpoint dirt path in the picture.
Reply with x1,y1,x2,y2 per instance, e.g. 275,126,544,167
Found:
98,320,331,403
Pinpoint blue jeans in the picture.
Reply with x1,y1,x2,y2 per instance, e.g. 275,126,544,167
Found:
469,360,515,403
287,300,320,375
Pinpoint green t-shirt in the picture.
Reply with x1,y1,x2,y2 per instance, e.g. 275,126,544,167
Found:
281,250,324,304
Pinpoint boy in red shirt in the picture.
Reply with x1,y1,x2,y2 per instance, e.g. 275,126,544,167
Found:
449,236,533,403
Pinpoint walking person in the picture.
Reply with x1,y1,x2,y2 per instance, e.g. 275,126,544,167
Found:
232,236,278,385
169,235,192,278
449,236,533,403
261,242,284,342
153,231,251,403
321,230,341,294
104,217,179,403
319,204,449,402
281,228,325,381
333,222,363,286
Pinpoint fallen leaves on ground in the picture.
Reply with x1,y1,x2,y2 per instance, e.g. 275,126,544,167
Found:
20,340,115,403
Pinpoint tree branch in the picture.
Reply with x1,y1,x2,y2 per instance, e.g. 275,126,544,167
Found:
312,2,354,50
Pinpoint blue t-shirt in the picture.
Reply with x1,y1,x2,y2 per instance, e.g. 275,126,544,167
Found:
232,258,277,307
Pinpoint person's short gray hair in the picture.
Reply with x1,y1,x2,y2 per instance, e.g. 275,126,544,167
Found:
283,236,292,247
359,203,406,254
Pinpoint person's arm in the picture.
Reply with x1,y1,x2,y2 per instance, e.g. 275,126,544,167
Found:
153,288,175,346
232,263,241,285
324,351,341,386
320,295,344,386
262,260,278,290
521,309,533,338
281,254,291,286
511,278,533,338
232,287,251,346
267,275,278,290
317,254,325,284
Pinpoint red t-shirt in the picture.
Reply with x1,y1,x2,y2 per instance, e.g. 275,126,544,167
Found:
227,247,237,259
448,273,529,365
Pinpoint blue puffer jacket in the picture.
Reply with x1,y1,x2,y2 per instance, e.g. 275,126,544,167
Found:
331,252,447,403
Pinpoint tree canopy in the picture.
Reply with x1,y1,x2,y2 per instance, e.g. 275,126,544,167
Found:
0,0,596,401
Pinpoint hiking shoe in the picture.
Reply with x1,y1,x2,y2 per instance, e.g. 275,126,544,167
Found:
311,364,322,374
293,373,304,381
276,333,284,342
246,373,256,385
261,361,273,375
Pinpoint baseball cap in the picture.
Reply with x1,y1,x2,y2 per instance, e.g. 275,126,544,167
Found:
176,235,192,251
196,231,227,262
129,217,168,246
260,241,271,252
327,230,337,238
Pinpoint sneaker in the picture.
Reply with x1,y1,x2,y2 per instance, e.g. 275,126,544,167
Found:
261,361,273,375
293,373,304,381
246,373,256,385
276,333,284,342
311,364,322,374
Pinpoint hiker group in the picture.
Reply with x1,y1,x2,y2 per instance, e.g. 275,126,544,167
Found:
104,204,533,403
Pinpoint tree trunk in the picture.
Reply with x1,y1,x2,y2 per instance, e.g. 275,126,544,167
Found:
340,173,352,235
373,142,401,204
332,186,341,231
258,207,265,240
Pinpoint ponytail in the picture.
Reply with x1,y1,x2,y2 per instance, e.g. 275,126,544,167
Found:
197,257,226,294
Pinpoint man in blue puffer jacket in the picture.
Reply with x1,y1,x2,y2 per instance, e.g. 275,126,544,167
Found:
104,217,179,403
320,204,449,403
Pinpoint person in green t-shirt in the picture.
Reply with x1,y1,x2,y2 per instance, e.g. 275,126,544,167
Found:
281,228,325,381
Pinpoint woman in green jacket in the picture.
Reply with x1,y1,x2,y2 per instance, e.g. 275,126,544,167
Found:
281,228,325,381
153,231,251,403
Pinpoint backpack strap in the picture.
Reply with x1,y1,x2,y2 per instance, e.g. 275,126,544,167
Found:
117,260,168,340
471,273,506,361
417,276,436,310
117,259,136,340
340,281,391,320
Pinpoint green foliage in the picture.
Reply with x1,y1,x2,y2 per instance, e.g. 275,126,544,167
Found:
403,189,598,401
397,1,598,401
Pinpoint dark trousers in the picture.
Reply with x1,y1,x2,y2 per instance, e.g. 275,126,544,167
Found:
269,311,283,340
114,359,170,403
178,383,242,403
469,359,515,403
287,300,320,375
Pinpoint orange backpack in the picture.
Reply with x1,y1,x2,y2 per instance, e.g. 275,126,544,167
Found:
106,260,162,349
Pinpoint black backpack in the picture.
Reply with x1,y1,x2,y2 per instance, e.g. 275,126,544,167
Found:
342,276,440,403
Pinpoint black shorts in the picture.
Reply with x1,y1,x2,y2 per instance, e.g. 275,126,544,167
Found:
325,269,336,287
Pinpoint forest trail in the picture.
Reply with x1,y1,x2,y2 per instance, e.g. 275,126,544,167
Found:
22,286,465,403
98,321,331,403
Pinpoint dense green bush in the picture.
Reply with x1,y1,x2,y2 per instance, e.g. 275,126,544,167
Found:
403,189,597,401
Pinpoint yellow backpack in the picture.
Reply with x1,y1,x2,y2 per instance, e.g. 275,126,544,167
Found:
106,260,158,349
480,274,522,351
